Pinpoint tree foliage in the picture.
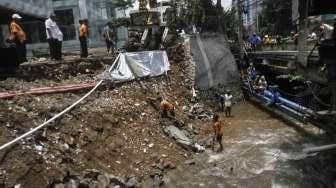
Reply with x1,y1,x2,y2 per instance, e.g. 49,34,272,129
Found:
258,0,293,36
171,0,220,32
168,0,236,38
111,0,134,9
221,9,237,39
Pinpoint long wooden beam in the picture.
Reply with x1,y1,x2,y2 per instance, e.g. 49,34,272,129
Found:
0,82,99,99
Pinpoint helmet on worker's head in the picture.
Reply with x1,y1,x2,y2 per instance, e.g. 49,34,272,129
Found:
12,13,22,19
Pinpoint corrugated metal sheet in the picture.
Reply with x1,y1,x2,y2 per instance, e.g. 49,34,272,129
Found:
0,0,53,18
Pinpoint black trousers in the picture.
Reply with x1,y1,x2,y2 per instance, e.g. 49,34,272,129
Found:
79,36,88,58
15,41,27,64
105,39,114,52
55,40,62,60
48,39,62,60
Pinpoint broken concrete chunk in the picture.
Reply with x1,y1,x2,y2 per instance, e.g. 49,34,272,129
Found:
184,160,196,165
125,175,139,188
106,174,126,186
97,174,110,187
164,126,205,152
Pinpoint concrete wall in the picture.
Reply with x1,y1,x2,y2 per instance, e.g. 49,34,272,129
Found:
53,0,108,47
190,33,240,90
1,0,112,53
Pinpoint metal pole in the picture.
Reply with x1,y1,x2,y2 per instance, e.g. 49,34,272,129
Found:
237,0,244,59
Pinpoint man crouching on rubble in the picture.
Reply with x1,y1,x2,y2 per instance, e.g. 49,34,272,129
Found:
212,114,224,152
160,97,175,117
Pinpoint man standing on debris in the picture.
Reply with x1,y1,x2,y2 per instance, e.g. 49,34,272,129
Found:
224,90,233,117
9,13,27,63
160,97,175,117
218,94,225,112
79,19,89,58
103,23,114,55
212,114,224,152
45,13,63,60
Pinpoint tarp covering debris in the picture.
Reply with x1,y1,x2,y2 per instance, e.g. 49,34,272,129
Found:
105,51,170,82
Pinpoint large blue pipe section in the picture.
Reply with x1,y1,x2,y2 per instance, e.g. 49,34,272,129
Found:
262,89,315,118
243,80,316,118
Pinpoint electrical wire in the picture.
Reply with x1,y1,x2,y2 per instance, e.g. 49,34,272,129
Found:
0,54,121,151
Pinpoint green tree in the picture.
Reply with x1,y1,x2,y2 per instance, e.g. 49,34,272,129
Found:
221,8,237,39
112,0,135,16
112,0,134,9
258,0,293,36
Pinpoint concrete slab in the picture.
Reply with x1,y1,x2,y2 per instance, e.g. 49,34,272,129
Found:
190,33,240,90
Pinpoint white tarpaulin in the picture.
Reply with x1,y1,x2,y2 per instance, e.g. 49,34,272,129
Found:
105,51,170,82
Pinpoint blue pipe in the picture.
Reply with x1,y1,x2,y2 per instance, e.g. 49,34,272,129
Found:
257,89,314,118
278,104,305,117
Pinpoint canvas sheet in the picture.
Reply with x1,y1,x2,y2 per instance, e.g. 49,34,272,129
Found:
105,51,170,82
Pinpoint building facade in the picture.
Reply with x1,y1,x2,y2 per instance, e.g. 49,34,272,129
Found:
0,0,53,46
232,0,262,35
0,0,114,54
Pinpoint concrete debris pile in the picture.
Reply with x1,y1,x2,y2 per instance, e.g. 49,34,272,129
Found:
50,169,140,188
167,42,185,64
198,84,244,107
125,30,144,52
0,61,106,92
186,103,214,120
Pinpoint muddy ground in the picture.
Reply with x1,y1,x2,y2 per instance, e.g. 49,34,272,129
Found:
0,48,219,187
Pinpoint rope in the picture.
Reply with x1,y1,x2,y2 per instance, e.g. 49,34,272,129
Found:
0,54,121,151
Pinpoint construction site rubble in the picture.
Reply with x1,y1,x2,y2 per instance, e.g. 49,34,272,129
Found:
49,170,140,188
0,41,220,187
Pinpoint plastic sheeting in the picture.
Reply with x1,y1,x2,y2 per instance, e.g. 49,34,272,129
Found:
104,51,170,83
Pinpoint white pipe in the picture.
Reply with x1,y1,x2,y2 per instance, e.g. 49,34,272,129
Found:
0,54,121,151
303,144,336,154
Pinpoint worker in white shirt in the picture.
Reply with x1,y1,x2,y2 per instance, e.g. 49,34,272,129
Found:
258,75,268,91
319,23,334,41
45,13,63,60
224,90,233,117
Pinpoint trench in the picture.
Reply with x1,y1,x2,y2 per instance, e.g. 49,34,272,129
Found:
0,59,109,92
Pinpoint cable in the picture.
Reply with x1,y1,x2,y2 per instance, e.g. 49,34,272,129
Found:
0,54,121,151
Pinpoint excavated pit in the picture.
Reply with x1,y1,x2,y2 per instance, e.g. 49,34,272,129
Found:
0,59,109,92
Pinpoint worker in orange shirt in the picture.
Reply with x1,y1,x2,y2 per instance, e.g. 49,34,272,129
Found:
79,19,89,58
9,14,27,63
160,97,175,117
212,114,224,152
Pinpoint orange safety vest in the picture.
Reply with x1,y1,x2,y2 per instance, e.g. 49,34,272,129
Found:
10,21,26,43
160,99,174,112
